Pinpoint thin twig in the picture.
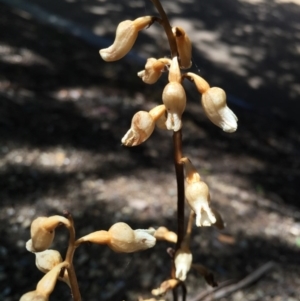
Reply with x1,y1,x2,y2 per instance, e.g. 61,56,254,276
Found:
188,261,275,301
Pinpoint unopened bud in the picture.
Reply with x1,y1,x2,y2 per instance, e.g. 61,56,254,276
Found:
108,222,156,253
181,158,216,227
100,16,153,62
172,27,192,69
168,56,182,83
138,58,170,84
202,87,238,133
174,248,192,281
121,111,155,146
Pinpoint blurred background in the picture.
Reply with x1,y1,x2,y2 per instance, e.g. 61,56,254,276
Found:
0,0,300,300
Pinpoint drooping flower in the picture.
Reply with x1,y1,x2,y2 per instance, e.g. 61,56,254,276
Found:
138,58,170,84
122,105,166,146
30,216,70,252
100,16,154,62
75,222,156,253
201,87,238,133
162,57,186,131
181,158,216,227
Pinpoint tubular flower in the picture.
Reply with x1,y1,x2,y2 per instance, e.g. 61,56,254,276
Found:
201,87,238,133
138,58,171,84
172,27,192,69
122,105,166,146
100,16,154,62
181,158,216,227
75,222,156,253
162,57,186,131
30,216,70,252
108,222,156,253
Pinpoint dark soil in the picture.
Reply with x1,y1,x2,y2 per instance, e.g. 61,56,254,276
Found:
0,1,300,301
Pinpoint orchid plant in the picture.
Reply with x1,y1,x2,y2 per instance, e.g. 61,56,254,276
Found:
20,1,237,300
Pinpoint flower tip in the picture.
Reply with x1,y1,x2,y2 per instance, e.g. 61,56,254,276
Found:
220,108,238,133
99,48,113,62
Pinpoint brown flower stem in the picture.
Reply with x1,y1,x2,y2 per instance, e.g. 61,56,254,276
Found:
173,287,179,301
150,0,178,58
64,211,82,301
181,282,187,301
173,130,185,251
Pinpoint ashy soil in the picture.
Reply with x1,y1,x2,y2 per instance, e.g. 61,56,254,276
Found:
0,2,300,301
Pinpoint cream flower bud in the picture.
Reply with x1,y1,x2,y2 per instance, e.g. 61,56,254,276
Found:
174,248,192,281
202,87,238,133
138,58,170,84
30,216,70,252
172,27,192,69
181,158,216,227
100,16,153,62
108,222,156,253
121,111,155,146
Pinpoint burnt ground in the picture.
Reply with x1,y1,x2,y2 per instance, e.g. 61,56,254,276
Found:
0,1,300,301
